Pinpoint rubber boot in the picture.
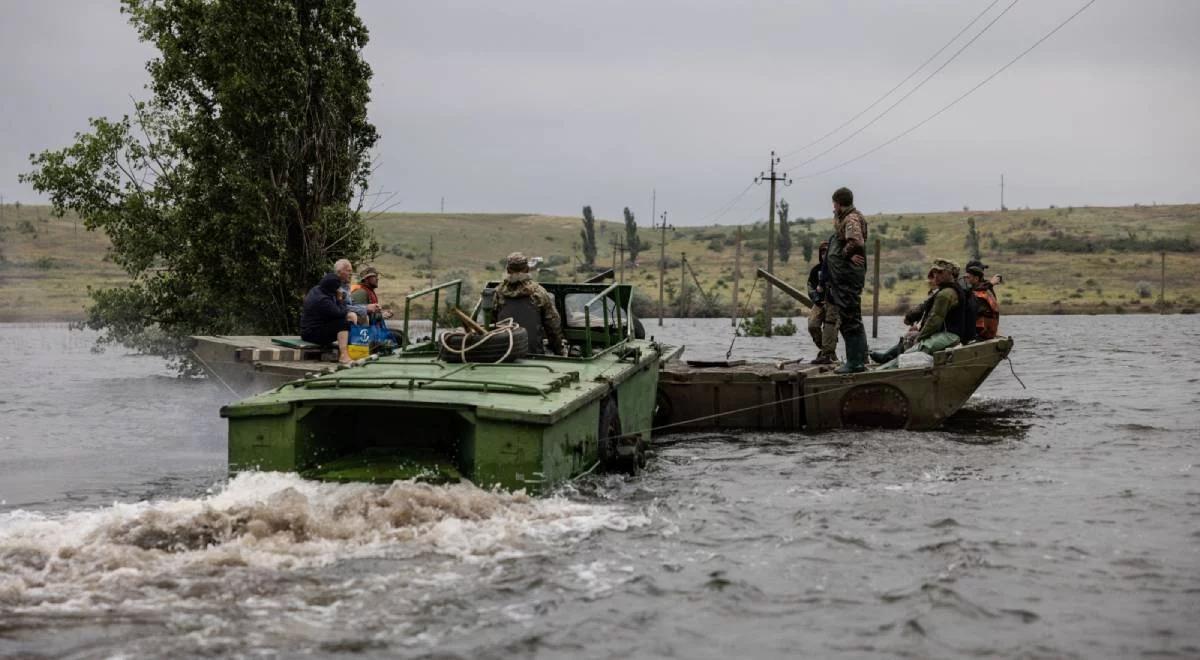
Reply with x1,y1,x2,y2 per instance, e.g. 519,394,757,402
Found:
870,340,903,365
834,330,868,374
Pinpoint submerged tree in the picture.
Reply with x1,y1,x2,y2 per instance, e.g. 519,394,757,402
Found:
623,207,643,264
580,205,597,269
21,0,379,352
777,198,791,264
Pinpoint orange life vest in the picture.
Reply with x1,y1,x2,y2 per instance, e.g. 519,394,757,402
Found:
972,287,999,340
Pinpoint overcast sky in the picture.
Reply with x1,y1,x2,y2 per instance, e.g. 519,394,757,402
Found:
2,0,1198,224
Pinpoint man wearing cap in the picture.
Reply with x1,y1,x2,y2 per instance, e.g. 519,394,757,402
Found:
964,261,1000,340
880,258,971,369
824,187,870,373
493,252,564,355
806,241,840,364
350,264,393,324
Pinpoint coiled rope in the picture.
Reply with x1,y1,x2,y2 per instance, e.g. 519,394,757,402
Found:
438,318,518,364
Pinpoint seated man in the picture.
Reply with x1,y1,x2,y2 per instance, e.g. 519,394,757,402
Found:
879,259,971,369
492,252,564,355
334,258,377,324
350,264,402,346
300,273,359,364
964,262,1000,340
871,271,935,364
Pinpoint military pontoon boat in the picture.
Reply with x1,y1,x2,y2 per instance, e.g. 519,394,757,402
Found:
218,280,673,493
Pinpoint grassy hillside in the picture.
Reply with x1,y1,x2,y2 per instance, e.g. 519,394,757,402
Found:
1,203,1197,322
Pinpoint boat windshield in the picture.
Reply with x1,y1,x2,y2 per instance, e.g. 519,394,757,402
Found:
563,293,621,328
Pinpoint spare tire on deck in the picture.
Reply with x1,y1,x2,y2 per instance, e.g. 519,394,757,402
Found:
439,326,529,363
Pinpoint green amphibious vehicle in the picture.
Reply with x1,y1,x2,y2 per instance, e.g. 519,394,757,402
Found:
220,280,672,493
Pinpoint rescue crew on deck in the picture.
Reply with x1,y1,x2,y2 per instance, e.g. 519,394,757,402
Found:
493,252,565,356
824,187,870,374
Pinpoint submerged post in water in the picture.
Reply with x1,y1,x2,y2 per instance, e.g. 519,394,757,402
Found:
872,238,881,338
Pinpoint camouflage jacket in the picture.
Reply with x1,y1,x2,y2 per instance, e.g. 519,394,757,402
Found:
495,273,564,354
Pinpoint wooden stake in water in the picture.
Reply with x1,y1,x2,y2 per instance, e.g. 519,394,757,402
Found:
731,228,743,327
872,238,881,338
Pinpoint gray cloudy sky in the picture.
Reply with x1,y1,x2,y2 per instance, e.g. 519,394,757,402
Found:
2,0,1198,224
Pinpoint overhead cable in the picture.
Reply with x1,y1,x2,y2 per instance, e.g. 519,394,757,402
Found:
793,0,1096,181
783,0,1021,170
780,0,1003,161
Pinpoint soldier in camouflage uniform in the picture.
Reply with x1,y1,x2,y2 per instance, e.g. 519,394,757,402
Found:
824,187,870,374
493,252,565,355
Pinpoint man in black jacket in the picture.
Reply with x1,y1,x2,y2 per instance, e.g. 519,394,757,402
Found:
301,273,359,364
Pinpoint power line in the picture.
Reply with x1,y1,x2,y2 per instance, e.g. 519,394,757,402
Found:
793,0,1096,182
780,0,1003,161
783,0,1020,171
694,180,756,225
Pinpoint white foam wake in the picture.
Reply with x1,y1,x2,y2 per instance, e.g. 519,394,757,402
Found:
0,472,645,612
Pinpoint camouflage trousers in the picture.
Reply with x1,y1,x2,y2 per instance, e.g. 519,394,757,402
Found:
808,304,840,360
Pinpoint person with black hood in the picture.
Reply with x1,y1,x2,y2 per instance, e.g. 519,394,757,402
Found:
301,273,359,364
806,241,839,364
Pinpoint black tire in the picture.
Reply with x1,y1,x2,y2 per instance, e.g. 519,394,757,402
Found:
632,317,646,340
598,396,644,475
439,327,529,363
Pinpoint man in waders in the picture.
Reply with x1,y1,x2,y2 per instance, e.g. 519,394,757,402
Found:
493,252,565,355
807,241,839,364
825,187,870,373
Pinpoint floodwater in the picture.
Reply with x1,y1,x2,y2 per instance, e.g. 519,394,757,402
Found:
1,316,1198,659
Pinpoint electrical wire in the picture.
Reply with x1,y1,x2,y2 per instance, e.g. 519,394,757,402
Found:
782,0,1021,170
780,0,1003,161
792,0,1096,182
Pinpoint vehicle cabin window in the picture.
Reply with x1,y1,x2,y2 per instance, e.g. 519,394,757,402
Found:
563,293,622,329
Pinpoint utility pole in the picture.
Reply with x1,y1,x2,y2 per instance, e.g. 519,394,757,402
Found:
731,227,743,327
618,242,626,284
754,151,791,337
428,235,435,288
657,211,669,326
440,196,445,213
1000,174,1005,211
679,252,688,318
1160,251,1166,306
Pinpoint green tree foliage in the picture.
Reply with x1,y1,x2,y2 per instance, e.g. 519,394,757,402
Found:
964,217,982,262
776,199,791,263
622,207,643,263
907,225,929,245
580,205,597,268
21,0,378,353
800,233,814,264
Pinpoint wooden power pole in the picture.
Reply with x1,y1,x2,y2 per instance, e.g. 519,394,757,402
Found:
754,151,791,337
731,227,743,326
872,238,881,338
658,211,670,326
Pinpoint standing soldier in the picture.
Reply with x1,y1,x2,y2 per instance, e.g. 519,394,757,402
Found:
493,252,565,355
806,241,840,364
824,187,869,373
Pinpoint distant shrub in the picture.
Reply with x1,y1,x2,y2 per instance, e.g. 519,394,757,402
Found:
33,256,55,270
883,275,897,289
1135,281,1153,298
896,263,923,280
707,238,723,252
877,222,889,235
907,225,928,245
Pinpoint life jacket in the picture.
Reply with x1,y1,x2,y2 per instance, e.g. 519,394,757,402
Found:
350,282,378,305
972,286,999,340
937,281,977,344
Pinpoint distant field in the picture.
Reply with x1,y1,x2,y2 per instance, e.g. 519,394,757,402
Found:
1,202,1197,322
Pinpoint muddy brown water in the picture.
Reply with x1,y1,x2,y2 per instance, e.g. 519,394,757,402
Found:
1,317,1198,659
